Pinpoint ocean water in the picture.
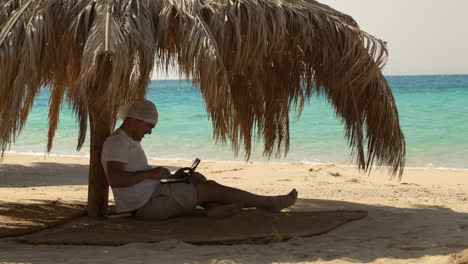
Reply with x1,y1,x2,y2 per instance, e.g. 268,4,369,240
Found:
8,75,468,169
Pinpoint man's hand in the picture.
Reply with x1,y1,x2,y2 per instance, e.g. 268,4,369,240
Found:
173,167,191,179
149,167,171,180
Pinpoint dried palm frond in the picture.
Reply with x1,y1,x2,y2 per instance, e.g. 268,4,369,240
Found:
156,0,405,176
0,0,405,177
0,0,156,152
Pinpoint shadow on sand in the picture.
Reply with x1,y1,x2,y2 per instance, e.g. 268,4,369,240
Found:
0,161,467,262
0,162,180,187
0,198,465,263
136,198,467,263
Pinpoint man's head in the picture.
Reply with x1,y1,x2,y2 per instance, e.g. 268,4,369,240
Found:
119,100,158,141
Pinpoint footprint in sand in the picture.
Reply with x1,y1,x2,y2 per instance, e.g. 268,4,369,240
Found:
222,176,241,180
401,182,420,186
329,172,341,177
346,178,360,183
211,168,244,174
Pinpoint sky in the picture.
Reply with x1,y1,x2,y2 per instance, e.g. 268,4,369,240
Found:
151,0,468,79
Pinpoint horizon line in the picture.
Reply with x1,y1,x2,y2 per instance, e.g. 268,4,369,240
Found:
150,73,468,81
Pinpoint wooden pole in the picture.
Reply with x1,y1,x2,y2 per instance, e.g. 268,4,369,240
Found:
87,106,111,218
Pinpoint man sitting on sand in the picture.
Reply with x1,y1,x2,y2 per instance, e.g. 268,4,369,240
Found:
101,99,298,220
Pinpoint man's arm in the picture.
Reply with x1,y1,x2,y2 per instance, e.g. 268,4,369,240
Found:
106,161,172,188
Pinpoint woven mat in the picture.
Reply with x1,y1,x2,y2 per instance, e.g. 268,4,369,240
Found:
19,209,367,245
0,201,86,238
456,249,468,264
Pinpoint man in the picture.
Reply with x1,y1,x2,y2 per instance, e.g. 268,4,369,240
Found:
101,99,297,220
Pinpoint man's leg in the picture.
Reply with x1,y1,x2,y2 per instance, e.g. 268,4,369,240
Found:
187,172,208,184
188,172,222,208
195,180,297,212
189,172,243,217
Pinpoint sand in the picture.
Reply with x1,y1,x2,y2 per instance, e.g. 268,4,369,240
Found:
0,153,467,264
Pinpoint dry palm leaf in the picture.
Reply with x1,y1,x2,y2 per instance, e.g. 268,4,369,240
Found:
0,0,405,177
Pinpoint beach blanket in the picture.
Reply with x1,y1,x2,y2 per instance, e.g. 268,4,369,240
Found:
18,209,367,245
0,200,86,237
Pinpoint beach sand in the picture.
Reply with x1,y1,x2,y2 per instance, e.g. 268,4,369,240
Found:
0,153,467,264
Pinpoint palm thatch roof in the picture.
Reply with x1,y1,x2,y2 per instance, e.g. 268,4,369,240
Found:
0,0,405,176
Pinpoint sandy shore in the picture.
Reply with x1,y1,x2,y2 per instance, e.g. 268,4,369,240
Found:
0,153,467,264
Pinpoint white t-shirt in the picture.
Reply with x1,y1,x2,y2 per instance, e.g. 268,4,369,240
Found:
101,128,159,213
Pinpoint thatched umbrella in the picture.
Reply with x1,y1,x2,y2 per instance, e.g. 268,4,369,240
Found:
0,0,405,218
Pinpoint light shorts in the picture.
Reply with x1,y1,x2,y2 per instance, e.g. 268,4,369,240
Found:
135,183,198,220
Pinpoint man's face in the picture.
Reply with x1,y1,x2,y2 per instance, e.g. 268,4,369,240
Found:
134,119,155,141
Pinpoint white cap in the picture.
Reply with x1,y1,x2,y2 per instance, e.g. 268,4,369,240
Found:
118,100,158,125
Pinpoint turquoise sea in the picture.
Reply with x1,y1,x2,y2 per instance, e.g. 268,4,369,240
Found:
8,75,468,169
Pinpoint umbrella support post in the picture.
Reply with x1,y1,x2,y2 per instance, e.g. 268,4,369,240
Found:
87,107,111,219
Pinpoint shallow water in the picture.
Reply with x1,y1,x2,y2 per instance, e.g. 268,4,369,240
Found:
8,75,468,169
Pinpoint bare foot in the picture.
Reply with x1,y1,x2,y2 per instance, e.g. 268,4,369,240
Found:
206,203,242,218
269,189,298,212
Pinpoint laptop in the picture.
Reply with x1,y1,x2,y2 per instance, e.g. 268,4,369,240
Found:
160,158,200,184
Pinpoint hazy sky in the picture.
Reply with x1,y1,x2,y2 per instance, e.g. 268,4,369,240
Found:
152,0,468,79
321,0,468,75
